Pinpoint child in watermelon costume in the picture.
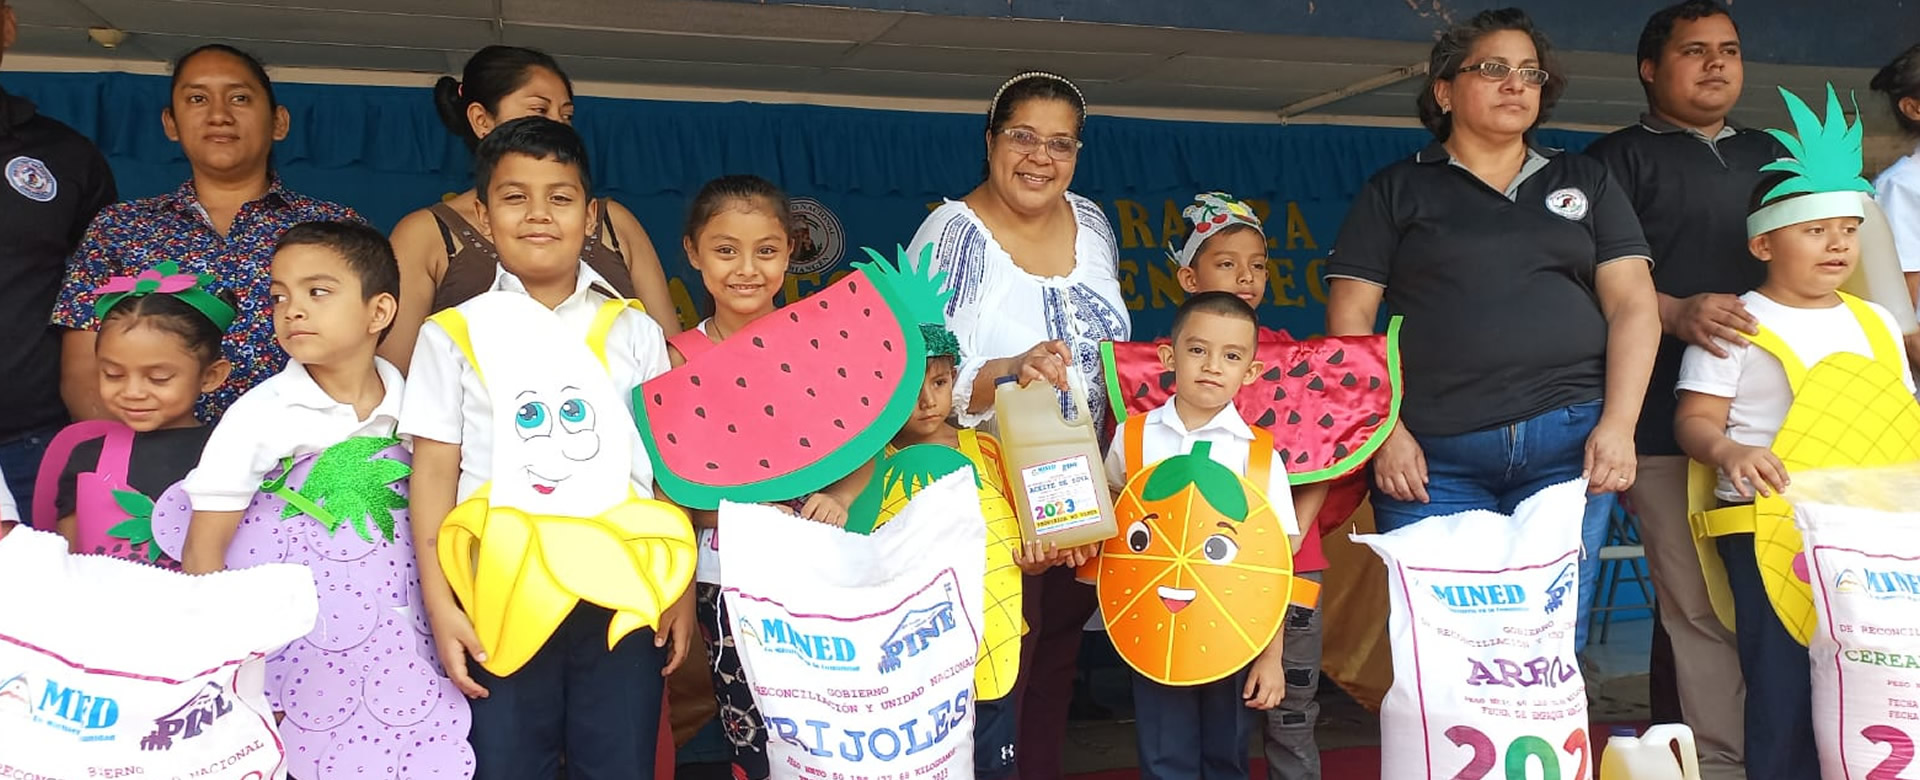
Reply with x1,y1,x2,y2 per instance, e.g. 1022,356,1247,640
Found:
866,322,1028,779
158,220,477,778
402,119,693,780
1097,292,1303,780
34,262,236,569
1674,85,1919,780
661,175,880,780
1109,191,1395,780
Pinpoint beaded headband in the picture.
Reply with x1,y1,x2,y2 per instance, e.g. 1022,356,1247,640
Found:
987,71,1086,129
93,261,238,331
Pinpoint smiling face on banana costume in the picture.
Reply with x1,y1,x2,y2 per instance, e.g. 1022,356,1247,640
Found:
432,292,696,676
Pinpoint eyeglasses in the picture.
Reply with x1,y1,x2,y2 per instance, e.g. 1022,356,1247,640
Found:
1001,128,1083,161
1457,61,1551,87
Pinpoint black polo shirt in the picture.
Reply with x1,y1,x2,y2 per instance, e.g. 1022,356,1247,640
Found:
0,86,115,439
1326,143,1651,437
1585,115,1785,456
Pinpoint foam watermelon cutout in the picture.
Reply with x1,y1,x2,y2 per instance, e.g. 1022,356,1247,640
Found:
635,245,950,510
1099,317,1402,484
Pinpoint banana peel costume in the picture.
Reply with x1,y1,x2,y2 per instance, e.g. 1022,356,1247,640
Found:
1688,85,1920,646
429,291,697,676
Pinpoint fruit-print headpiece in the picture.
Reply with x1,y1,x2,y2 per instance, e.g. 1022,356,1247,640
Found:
92,261,238,331
920,323,963,364
1169,191,1265,268
1746,84,1874,239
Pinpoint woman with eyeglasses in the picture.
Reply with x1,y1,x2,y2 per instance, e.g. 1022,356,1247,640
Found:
1323,8,1660,651
906,70,1129,780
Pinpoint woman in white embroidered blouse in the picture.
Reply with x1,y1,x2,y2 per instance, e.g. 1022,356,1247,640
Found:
1870,45,1920,365
906,71,1130,780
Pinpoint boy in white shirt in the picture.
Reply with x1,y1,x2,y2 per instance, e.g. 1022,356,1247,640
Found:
1675,89,1918,780
1102,291,1301,780
180,220,404,572
401,116,694,780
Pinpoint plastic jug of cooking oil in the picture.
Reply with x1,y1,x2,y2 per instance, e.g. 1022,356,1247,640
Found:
993,373,1117,548
1599,725,1701,780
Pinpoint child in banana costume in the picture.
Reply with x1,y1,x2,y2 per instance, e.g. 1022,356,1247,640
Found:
1675,84,1920,780
403,117,696,779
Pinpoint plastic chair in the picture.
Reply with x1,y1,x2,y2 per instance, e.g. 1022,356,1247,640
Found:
1590,503,1655,645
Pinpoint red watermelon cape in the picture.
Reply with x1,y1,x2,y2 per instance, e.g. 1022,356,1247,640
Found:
1098,316,1402,485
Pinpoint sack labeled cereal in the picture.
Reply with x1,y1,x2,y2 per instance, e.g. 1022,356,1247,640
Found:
0,527,316,779
721,471,986,780
1357,479,1592,780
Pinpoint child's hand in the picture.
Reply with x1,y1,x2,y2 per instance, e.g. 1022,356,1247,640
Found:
1014,540,1060,575
1242,641,1287,710
656,588,698,676
800,493,849,528
1717,444,1790,498
1063,543,1101,568
428,606,491,699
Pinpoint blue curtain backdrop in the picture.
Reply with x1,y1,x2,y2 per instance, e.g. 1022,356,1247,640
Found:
6,71,1602,339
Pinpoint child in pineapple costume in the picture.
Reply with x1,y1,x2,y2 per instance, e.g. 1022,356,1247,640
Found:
862,322,1026,778
1674,84,1920,780
36,262,235,568
152,221,476,778
401,117,695,779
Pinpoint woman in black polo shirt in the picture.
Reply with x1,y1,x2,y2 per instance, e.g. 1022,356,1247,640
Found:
1324,8,1659,650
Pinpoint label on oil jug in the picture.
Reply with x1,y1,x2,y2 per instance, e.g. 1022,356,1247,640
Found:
1022,454,1104,535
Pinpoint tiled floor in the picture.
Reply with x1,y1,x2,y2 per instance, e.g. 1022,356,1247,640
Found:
1058,619,1655,775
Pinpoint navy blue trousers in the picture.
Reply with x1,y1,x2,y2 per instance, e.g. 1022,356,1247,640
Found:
1132,669,1253,780
1717,534,1818,780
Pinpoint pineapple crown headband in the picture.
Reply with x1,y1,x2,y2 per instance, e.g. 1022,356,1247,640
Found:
1746,84,1875,239
93,261,238,331
1169,191,1265,268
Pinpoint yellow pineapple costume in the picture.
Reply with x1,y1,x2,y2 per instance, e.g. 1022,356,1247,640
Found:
429,291,697,676
1687,84,1920,646
867,430,1026,701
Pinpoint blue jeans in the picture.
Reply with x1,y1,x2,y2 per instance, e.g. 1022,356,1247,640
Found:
1371,400,1616,651
467,603,666,780
1132,668,1253,780
1717,533,1818,780
0,424,58,528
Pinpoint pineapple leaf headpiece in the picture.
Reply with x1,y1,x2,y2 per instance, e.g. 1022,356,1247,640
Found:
1747,84,1873,238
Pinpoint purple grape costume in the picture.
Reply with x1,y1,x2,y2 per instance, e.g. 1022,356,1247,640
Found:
154,436,474,779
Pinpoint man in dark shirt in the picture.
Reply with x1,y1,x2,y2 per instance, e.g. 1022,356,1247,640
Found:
0,0,118,526
1585,3,1779,777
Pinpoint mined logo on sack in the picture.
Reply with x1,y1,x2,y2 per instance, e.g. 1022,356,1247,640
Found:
138,682,235,750
876,583,961,674
5,156,57,202
0,674,121,741
739,617,860,672
1837,567,1920,600
1429,582,1529,614
786,197,846,275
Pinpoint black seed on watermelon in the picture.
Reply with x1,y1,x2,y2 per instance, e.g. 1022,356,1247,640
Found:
706,462,719,470
1340,373,1357,387
695,407,707,418
848,281,859,293
667,433,678,444
839,330,849,339
807,388,817,397
1295,451,1310,464
1134,382,1150,399
727,424,738,433
1307,376,1325,391
752,336,765,348
1328,349,1346,365
1319,414,1335,428
759,459,770,468
864,307,872,316
810,338,821,349
1255,409,1277,427
1288,360,1312,377
1334,443,1350,458
1273,386,1287,401
1369,376,1381,390
736,377,748,388
1287,411,1302,425
837,367,848,378
691,375,702,386
874,370,885,379
1277,449,1292,464
764,405,776,417
1262,366,1282,381
818,299,830,309
800,437,812,447
833,419,846,429
789,311,800,322
1158,372,1175,390
1364,414,1380,426
653,393,664,404
860,397,870,406
781,363,792,373
883,339,893,352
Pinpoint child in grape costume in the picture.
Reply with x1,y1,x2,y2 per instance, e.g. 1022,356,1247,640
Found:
34,262,236,568
153,222,474,779
1675,84,1920,780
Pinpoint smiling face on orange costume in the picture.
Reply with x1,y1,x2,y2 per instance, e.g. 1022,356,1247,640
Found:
1094,441,1293,685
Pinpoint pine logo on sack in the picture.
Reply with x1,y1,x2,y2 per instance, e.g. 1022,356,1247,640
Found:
740,617,861,672
1541,563,1576,614
876,583,961,674
1,674,122,741
138,682,235,751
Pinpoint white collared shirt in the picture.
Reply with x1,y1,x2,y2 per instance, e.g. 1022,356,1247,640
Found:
184,356,407,512
398,262,670,501
1874,149,1920,275
1102,399,1300,535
